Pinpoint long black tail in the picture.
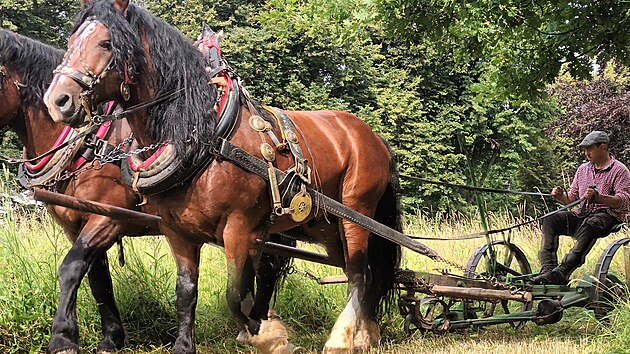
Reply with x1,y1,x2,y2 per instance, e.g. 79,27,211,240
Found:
364,138,403,320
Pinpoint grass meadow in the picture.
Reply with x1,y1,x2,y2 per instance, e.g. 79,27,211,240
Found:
1,191,630,353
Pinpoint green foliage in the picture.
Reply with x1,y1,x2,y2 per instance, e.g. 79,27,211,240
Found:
0,0,76,46
376,0,630,97
548,63,630,166
5,0,566,217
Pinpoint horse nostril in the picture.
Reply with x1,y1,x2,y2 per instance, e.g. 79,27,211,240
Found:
55,94,70,108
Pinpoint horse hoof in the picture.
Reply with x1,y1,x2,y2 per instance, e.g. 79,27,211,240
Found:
353,320,380,350
236,329,251,343
250,317,295,354
321,347,352,354
54,350,79,354
323,334,352,354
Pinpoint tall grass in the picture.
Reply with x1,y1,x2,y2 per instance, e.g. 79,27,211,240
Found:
0,188,629,353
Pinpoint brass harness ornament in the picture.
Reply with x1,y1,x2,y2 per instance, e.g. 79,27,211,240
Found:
249,113,312,222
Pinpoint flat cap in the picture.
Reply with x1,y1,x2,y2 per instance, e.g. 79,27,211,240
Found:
578,131,609,148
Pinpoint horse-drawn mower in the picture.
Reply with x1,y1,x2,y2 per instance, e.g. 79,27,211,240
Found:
33,185,630,337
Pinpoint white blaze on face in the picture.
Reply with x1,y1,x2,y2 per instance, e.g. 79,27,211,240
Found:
43,20,100,123
75,22,98,51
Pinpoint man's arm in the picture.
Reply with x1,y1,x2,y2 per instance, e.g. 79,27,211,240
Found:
592,192,622,208
591,168,630,209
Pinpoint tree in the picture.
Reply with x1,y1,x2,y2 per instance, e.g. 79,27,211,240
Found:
376,0,630,97
548,62,630,165
0,0,76,46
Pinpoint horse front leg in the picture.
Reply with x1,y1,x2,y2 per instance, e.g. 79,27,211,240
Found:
87,253,125,353
166,233,202,354
223,222,294,354
47,217,120,354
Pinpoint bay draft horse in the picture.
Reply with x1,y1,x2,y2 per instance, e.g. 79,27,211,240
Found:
1,29,293,354
44,0,403,352
0,29,157,353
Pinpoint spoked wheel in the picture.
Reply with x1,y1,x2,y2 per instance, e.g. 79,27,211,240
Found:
591,237,630,321
402,297,452,335
464,240,533,329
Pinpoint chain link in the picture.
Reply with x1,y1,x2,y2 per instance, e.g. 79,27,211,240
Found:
39,137,165,188
100,138,165,165
286,266,320,282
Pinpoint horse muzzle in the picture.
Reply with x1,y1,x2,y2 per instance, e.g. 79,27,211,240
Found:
47,93,88,127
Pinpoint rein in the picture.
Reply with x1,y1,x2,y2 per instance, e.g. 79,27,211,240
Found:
90,88,184,125
401,174,552,197
0,124,100,165
406,198,585,241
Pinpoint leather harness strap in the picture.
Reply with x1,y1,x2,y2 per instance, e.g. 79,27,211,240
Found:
216,137,440,260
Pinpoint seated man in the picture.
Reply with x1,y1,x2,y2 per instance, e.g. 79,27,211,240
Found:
534,131,630,285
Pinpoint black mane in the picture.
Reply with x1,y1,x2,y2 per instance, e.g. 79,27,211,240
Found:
74,0,217,158
0,29,64,107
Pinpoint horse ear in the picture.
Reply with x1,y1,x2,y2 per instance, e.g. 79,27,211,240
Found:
113,0,129,15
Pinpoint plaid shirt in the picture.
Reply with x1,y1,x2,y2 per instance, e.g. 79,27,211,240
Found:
569,155,630,222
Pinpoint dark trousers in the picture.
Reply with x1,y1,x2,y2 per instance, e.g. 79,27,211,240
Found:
539,211,618,273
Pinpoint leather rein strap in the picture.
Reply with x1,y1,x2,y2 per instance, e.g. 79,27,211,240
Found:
216,137,440,260
0,124,100,165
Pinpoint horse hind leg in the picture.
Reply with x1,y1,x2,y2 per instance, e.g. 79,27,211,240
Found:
323,219,371,354
87,253,125,353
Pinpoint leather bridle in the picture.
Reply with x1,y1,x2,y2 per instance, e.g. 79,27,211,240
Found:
52,19,126,124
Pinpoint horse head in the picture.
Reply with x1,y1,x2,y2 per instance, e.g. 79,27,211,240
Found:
45,0,135,128
0,29,64,130
46,0,216,160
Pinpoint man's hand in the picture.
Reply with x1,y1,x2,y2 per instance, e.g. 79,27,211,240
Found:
551,187,565,200
585,186,600,202
551,186,577,205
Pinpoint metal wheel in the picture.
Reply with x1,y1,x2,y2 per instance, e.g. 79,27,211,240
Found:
464,240,533,329
403,297,451,335
591,237,630,321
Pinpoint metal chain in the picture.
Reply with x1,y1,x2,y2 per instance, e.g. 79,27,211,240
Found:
39,137,164,188
431,254,519,292
289,252,519,294
99,135,135,164
100,137,165,165
286,266,320,282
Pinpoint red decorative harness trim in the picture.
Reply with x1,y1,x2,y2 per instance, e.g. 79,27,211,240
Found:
23,126,73,172
128,144,168,171
25,101,116,173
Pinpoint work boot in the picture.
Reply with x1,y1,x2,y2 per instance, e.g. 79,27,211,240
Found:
532,267,568,285
538,264,557,275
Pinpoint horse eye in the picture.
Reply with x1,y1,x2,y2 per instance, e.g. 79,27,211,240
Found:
99,41,112,50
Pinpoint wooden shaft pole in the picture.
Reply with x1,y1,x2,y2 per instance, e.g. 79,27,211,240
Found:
430,285,532,303
32,187,161,227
